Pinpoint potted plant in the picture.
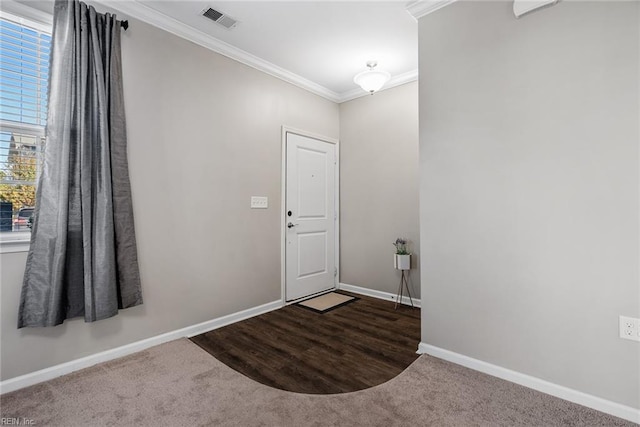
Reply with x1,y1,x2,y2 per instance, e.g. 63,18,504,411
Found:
393,238,411,270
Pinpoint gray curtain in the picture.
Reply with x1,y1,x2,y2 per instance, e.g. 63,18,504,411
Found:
18,0,142,328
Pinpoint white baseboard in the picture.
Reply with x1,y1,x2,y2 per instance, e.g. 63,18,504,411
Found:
339,282,421,308
0,300,282,395
417,342,640,424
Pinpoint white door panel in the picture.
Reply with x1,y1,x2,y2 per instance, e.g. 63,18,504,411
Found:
297,232,327,277
297,148,327,218
286,132,336,301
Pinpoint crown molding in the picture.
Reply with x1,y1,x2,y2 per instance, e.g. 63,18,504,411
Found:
338,69,419,103
97,0,342,103
406,0,458,20
0,0,53,31
7,0,413,104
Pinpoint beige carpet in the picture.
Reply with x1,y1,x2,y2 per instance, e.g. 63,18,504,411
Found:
0,339,634,427
297,292,355,312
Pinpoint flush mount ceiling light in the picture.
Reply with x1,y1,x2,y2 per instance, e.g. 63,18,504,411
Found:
353,61,390,94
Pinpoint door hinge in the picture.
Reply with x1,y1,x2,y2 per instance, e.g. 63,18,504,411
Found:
334,267,337,277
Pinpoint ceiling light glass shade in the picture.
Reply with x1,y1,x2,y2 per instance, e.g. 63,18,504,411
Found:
353,68,391,94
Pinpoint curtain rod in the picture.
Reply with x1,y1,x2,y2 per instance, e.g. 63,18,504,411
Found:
121,20,129,31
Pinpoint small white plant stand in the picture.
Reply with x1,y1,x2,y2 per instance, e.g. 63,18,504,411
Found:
394,254,415,310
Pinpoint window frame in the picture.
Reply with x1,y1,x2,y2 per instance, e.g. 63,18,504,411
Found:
0,1,52,254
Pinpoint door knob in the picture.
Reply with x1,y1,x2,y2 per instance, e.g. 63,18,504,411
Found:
287,222,297,228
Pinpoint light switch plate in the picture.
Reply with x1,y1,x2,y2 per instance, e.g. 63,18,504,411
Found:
251,196,268,209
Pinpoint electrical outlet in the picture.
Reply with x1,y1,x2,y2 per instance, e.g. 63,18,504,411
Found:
619,315,640,342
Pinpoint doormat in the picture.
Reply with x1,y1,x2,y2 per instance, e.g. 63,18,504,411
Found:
296,292,357,313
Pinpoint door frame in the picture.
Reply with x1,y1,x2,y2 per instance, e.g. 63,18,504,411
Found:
281,126,340,305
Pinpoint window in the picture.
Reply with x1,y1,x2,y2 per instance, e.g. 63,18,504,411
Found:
0,12,50,241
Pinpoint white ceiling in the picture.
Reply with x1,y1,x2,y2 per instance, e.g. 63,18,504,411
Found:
134,1,419,102
12,0,422,102
140,0,418,100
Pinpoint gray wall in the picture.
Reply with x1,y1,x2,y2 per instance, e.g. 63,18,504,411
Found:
339,82,420,298
419,1,639,408
0,15,339,380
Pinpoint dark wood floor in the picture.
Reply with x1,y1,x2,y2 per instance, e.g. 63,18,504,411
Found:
190,292,420,394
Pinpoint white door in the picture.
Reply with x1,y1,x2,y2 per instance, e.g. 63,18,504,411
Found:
285,132,336,301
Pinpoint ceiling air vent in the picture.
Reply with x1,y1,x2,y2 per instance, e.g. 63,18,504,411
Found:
202,7,238,30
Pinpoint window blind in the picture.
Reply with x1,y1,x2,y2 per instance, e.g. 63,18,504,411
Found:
0,16,50,232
